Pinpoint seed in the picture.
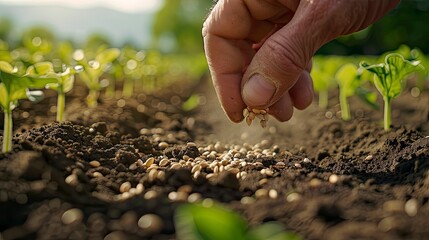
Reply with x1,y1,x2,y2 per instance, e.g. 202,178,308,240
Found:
248,112,256,121
255,189,268,199
383,200,404,213
303,158,311,163
286,192,301,202
61,208,83,225
183,155,190,161
268,189,278,199
186,142,197,147
228,168,240,174
364,155,373,161
193,170,201,179
138,214,163,234
65,174,78,186
309,178,322,187
148,169,158,182
191,165,202,174
89,160,101,168
159,159,170,167
144,157,155,168
144,190,157,199
240,196,255,204
294,163,302,168
329,174,339,184
158,142,169,149
93,172,103,178
405,199,418,217
188,193,202,203
259,178,268,185
206,173,216,180
120,182,132,193
170,163,181,170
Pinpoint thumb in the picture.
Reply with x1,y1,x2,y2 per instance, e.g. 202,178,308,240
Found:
242,2,330,109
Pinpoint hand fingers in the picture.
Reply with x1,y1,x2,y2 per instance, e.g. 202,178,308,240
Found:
203,0,297,122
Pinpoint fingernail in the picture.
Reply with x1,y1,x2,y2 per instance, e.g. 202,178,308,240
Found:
243,74,276,106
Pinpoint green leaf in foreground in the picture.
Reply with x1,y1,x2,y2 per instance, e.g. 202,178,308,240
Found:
360,53,423,130
0,61,56,153
175,203,301,240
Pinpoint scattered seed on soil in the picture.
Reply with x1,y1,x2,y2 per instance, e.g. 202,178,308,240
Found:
364,155,374,161
329,174,339,184
241,196,255,205
61,208,83,225
119,182,132,193
286,192,301,202
309,178,322,187
303,158,311,163
144,157,155,168
269,189,278,199
158,142,169,149
294,163,302,168
89,161,101,168
259,178,268,185
188,193,202,203
405,199,419,217
383,200,404,213
144,190,157,200
255,189,268,199
138,214,163,234
159,159,170,167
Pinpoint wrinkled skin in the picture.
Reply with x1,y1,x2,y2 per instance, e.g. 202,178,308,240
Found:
203,0,400,123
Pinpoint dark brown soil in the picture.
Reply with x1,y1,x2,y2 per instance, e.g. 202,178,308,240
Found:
0,78,428,240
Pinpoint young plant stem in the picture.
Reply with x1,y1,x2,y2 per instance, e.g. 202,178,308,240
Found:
122,79,134,98
318,90,328,109
2,106,12,153
105,79,116,98
87,89,99,107
57,88,65,122
339,91,351,121
383,97,391,131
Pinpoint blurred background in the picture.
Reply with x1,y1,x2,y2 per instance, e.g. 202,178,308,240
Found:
0,0,427,55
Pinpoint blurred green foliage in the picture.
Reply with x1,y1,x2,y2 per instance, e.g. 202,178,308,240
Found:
319,0,429,55
151,0,212,53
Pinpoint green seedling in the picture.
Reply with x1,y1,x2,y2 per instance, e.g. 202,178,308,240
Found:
119,46,145,97
335,63,359,121
360,53,423,130
73,47,120,107
0,61,56,153
27,62,81,122
175,202,301,240
311,56,342,109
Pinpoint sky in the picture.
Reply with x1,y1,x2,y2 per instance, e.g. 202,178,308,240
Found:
0,0,162,13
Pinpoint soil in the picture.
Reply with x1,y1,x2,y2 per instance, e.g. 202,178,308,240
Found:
0,78,428,240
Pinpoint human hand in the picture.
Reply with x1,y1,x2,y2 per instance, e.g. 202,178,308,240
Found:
203,0,400,123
